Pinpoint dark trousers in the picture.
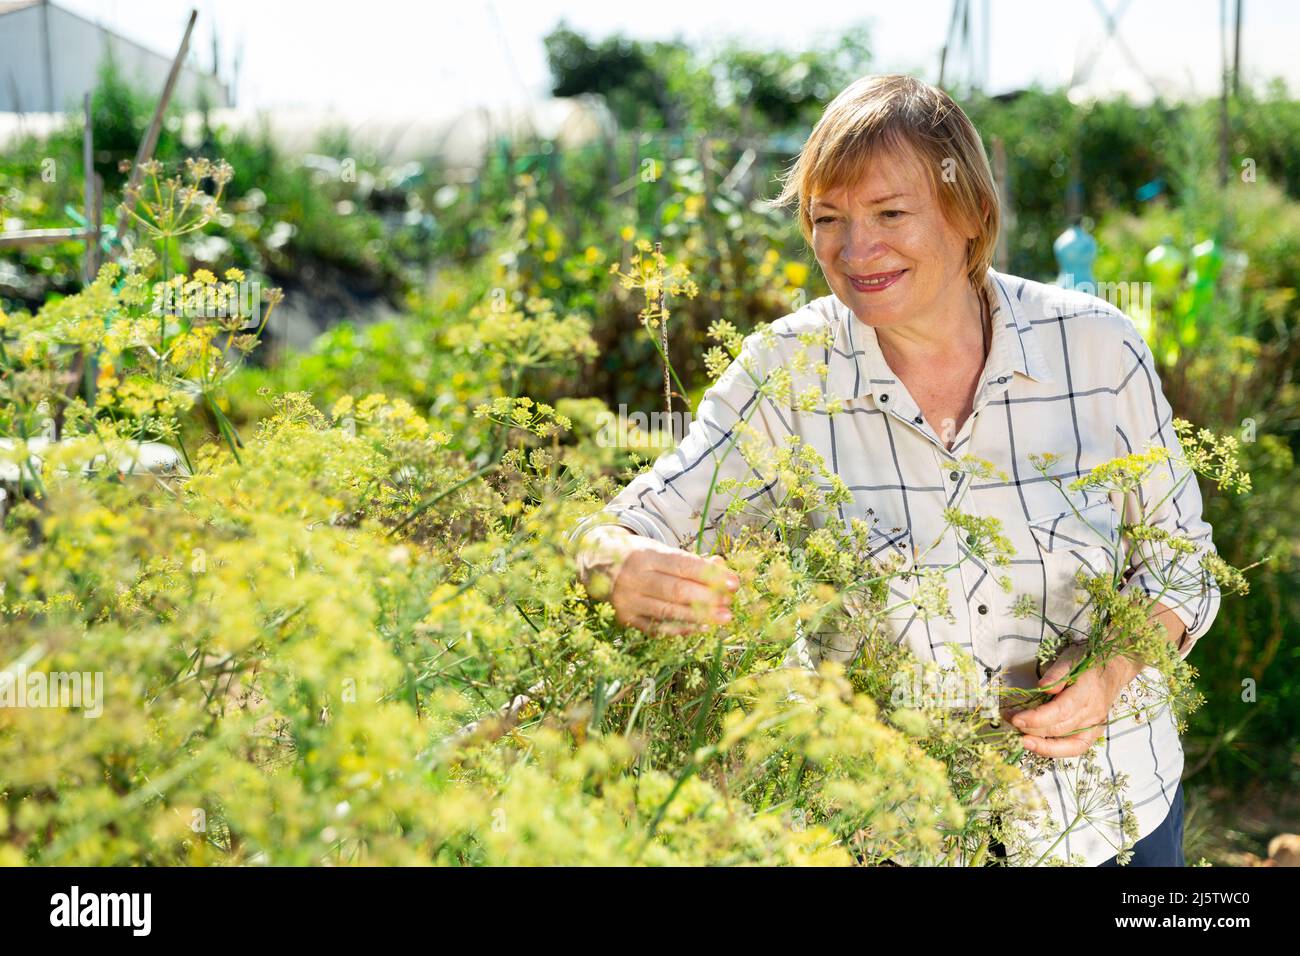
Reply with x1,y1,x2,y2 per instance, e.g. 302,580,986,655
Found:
1098,780,1185,867
986,780,1186,866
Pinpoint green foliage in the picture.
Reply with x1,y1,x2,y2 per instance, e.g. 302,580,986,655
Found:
546,24,682,130
2,168,1262,864
1093,112,1300,790
2,31,1296,863
544,21,872,133
0,57,429,319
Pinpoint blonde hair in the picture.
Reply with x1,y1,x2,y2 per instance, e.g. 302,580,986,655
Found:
768,73,1000,287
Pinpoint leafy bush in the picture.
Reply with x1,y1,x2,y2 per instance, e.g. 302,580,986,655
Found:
1094,118,1300,789
0,164,1257,865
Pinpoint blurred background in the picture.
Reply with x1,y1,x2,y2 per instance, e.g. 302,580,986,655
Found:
1,0,1296,866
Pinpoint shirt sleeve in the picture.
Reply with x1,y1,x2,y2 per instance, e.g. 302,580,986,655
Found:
566,330,791,555
1112,317,1222,660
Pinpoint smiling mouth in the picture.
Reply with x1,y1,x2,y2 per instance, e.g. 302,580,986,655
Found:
848,269,907,289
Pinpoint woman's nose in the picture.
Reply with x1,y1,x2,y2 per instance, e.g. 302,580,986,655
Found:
838,222,890,266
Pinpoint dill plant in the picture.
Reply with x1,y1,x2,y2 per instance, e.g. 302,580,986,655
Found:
0,165,1258,867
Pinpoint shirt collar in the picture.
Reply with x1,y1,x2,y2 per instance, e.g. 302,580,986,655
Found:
823,267,1056,402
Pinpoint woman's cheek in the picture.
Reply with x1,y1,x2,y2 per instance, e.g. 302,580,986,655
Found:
893,220,930,258
810,229,830,257
811,237,837,275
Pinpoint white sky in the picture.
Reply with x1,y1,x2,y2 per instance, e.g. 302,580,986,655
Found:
54,0,1300,116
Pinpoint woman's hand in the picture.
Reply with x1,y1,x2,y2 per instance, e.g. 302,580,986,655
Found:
1007,643,1143,757
576,526,740,636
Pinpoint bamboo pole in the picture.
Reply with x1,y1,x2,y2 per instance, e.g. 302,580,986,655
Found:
654,240,670,421
81,92,99,285
0,227,91,249
120,9,198,219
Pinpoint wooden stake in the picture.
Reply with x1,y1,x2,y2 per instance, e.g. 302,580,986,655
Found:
120,9,199,219
82,92,98,285
654,240,670,420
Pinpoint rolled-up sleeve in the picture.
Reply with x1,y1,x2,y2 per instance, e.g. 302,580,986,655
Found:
1112,318,1221,659
566,331,790,555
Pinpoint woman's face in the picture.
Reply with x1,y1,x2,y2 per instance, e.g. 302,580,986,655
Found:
810,144,978,328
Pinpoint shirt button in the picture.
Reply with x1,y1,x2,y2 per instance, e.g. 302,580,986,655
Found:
978,604,989,615
997,375,1008,384
913,414,923,424
949,470,961,482
880,393,889,403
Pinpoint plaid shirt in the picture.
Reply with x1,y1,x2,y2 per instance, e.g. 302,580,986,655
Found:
570,267,1221,866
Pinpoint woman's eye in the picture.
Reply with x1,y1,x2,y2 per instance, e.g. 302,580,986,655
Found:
882,210,906,220
814,216,837,225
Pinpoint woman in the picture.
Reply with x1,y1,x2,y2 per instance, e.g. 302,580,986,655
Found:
570,74,1219,866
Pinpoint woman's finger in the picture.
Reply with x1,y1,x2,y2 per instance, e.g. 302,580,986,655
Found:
1021,733,1093,758
629,614,697,637
635,570,733,617
1038,711,1108,740
654,550,740,594
1011,694,1079,735
633,593,730,628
